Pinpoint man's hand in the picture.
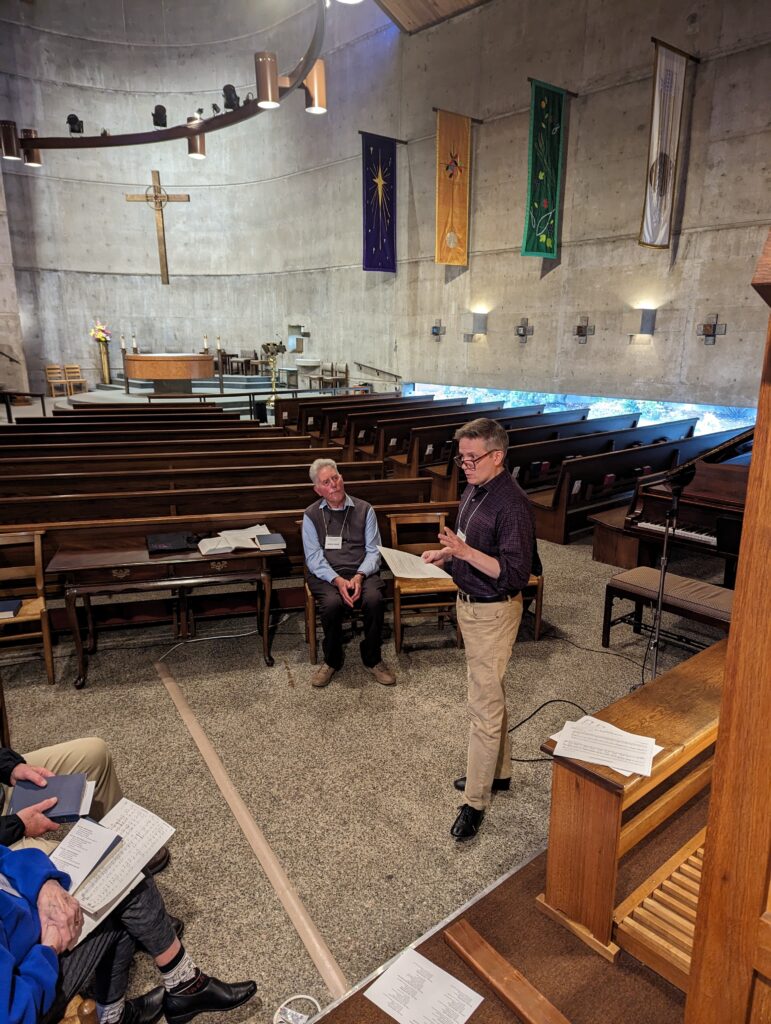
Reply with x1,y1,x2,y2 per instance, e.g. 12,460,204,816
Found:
349,573,363,603
334,576,357,608
17,797,60,838
37,879,83,953
10,763,56,788
422,549,450,565
437,526,471,562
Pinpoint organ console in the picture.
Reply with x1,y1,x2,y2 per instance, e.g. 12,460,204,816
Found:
623,426,754,583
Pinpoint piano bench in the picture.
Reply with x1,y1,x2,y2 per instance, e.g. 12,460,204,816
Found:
602,566,733,649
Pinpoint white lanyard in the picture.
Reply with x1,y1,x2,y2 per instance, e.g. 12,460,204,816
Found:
457,488,488,542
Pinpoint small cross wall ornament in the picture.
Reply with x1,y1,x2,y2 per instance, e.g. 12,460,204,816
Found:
573,316,595,343
697,314,727,345
431,319,447,340
516,318,534,343
125,170,190,285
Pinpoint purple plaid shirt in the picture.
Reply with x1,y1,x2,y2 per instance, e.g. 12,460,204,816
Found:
450,470,535,598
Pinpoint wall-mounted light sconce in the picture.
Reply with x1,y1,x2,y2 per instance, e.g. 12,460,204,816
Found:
186,115,206,159
697,313,727,345
462,311,488,337
66,113,84,135
20,128,41,166
573,316,595,343
431,319,446,341
638,308,656,335
152,105,167,128
255,52,281,109
516,318,534,343
0,120,21,159
303,59,327,114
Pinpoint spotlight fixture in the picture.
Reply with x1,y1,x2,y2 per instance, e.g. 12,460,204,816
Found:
152,104,167,128
461,311,488,336
66,113,84,134
638,308,656,336
0,120,21,160
211,103,221,115
21,128,42,166
303,59,327,114
186,116,206,159
223,84,241,110
255,52,280,109
336,0,364,5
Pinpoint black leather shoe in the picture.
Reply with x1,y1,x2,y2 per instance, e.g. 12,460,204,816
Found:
163,975,259,1024
451,804,484,841
453,775,511,793
123,987,165,1024
143,846,170,876
169,915,185,940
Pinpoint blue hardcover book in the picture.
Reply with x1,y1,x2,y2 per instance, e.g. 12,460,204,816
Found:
0,598,22,620
8,772,88,823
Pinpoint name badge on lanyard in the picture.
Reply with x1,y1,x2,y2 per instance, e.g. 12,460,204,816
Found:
325,536,343,550
456,530,467,542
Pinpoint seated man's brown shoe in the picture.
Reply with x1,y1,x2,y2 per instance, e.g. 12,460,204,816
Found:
366,661,396,685
311,663,336,687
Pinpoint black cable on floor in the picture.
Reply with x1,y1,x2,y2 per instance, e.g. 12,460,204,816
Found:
507,697,589,764
538,627,643,669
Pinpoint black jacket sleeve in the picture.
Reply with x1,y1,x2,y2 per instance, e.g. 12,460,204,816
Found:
0,813,25,846
0,746,25,786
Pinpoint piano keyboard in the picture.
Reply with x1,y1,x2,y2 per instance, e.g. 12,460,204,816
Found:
636,520,718,547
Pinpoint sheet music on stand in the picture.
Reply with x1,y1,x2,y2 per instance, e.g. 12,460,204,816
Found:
75,799,174,916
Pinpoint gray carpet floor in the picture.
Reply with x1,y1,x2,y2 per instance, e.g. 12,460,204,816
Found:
0,536,724,1023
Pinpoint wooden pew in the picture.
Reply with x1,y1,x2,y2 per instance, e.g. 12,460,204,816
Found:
359,404,521,461
0,460,384,497
0,424,287,445
0,445,348,477
0,435,321,460
23,414,246,427
60,402,223,412
333,398,482,453
274,390,379,429
292,392,403,434
424,409,590,499
2,477,434,527
530,428,745,543
509,419,699,491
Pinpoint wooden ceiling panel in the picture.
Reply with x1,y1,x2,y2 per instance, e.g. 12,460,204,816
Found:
373,0,492,34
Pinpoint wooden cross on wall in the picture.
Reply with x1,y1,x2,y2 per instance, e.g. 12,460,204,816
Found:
125,170,189,285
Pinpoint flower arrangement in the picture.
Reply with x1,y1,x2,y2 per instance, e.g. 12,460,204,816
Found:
89,319,112,343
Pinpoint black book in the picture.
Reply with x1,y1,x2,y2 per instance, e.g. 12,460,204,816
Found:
0,598,22,620
147,532,199,555
9,772,88,823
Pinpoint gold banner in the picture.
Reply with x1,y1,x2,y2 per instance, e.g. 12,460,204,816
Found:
435,110,471,266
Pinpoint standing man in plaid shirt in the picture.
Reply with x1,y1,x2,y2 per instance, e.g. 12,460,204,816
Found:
422,418,536,840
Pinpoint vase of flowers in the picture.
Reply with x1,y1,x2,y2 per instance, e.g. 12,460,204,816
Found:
90,319,112,384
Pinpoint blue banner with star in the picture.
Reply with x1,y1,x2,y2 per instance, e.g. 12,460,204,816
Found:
362,132,396,273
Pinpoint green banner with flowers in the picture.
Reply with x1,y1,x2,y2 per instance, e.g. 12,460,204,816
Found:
521,80,566,259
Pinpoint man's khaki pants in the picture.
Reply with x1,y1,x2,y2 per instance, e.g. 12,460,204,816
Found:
456,594,523,811
4,736,123,855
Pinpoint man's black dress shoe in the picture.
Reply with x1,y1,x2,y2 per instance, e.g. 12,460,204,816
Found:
143,846,170,876
123,986,165,1024
453,775,510,793
451,804,484,840
163,975,259,1024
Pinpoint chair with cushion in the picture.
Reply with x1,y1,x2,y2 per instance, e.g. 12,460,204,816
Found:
45,365,69,398
0,530,55,685
387,512,461,654
64,364,88,395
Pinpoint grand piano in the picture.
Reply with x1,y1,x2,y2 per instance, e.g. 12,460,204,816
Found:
591,426,754,583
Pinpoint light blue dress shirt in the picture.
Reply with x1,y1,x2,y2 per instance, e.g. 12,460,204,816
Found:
302,494,382,584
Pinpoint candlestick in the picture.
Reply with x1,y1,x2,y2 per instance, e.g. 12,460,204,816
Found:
216,336,221,351
203,334,209,352
120,335,126,351
131,334,138,352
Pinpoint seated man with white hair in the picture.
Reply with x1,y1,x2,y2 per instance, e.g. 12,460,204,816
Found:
302,458,396,688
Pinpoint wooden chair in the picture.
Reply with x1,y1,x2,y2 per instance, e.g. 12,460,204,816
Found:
308,361,333,390
64,364,88,395
0,530,55,684
387,512,461,654
523,572,545,641
0,669,10,746
61,996,98,1024
45,365,69,398
303,568,365,664
325,362,349,387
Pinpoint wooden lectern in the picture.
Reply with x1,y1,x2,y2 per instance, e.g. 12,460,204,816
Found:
124,353,214,394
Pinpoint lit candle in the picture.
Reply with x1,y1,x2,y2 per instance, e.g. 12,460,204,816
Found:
131,334,138,352
120,334,126,351
216,336,221,352
203,334,209,352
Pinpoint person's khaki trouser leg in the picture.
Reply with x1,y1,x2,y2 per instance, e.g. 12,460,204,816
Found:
457,595,523,811
7,736,123,852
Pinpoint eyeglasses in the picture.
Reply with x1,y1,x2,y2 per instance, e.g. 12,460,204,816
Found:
316,474,341,488
453,450,499,469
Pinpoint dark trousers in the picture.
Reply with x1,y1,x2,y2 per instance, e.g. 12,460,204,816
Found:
42,876,176,1022
307,574,386,670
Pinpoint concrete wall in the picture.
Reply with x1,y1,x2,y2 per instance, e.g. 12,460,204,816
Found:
0,158,27,391
0,0,769,404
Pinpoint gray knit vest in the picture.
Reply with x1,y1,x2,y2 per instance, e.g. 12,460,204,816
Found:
305,496,370,577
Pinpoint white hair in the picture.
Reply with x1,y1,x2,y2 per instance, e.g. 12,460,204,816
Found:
309,457,339,484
